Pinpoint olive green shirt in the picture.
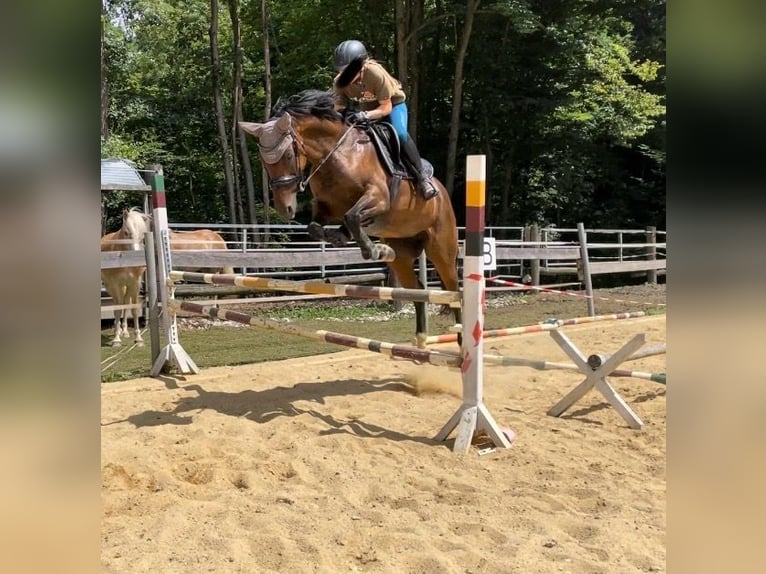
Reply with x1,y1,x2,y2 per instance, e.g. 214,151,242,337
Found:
332,59,406,112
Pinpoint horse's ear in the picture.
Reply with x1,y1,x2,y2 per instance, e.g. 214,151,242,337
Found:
275,113,291,133
239,121,264,138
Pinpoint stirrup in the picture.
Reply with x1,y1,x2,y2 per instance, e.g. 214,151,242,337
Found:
418,178,438,200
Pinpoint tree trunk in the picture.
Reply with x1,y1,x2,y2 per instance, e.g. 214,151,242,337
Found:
446,0,480,196
260,0,272,239
408,1,423,142
395,0,408,91
500,160,512,224
228,0,257,227
100,5,109,140
209,0,238,224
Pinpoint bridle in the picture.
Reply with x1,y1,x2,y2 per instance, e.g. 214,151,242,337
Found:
260,120,357,194
258,133,305,192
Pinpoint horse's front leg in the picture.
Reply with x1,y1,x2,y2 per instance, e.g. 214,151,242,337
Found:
306,222,352,247
307,201,352,247
344,195,395,262
128,275,144,347
111,312,123,347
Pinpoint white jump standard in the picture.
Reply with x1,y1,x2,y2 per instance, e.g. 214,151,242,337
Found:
434,155,511,453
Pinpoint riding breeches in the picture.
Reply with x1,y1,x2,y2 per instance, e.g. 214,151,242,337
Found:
388,102,410,143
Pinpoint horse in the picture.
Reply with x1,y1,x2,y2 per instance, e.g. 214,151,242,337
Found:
100,207,151,347
240,89,461,347
169,229,235,274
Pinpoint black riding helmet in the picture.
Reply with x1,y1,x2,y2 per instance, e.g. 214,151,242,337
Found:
334,40,368,71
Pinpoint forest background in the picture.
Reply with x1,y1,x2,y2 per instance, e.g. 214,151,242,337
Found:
100,0,665,232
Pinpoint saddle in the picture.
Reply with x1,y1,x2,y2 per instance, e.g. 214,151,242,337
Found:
356,121,434,201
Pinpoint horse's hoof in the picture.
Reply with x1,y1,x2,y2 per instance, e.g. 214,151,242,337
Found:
307,222,325,241
415,333,428,349
136,341,145,347
111,341,122,348
373,244,396,262
324,229,349,247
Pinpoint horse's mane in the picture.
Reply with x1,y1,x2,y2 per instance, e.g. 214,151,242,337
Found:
272,90,341,122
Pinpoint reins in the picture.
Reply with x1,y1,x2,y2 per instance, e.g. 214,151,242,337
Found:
293,121,357,193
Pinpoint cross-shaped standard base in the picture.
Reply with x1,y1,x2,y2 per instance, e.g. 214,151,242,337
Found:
547,330,646,429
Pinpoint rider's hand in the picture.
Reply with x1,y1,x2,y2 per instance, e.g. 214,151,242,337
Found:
346,111,369,125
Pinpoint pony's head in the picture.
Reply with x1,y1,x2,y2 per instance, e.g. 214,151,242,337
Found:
121,208,152,250
240,90,342,221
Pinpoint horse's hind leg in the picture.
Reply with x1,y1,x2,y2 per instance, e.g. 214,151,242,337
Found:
386,248,428,348
424,237,462,344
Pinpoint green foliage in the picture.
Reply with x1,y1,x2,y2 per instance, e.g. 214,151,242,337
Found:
102,0,665,229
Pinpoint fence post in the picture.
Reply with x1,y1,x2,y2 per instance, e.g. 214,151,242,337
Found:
320,241,326,279
618,231,624,262
418,251,429,334
577,222,596,316
241,228,248,275
530,223,540,286
646,225,657,284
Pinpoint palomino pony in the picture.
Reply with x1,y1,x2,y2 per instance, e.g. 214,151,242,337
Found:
101,207,151,347
240,89,461,346
101,209,234,347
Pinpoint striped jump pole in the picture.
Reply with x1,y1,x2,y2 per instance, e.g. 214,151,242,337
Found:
434,155,511,454
483,353,666,384
172,300,463,368
169,270,461,306
424,311,647,345
587,342,666,368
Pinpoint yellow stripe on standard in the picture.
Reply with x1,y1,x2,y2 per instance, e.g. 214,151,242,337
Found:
465,155,486,207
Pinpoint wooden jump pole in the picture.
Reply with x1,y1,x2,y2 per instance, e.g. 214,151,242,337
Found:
423,311,648,345
172,300,463,368
434,155,511,454
168,270,461,305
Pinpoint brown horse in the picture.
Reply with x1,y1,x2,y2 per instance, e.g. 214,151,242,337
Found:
169,229,235,274
101,208,151,347
240,89,460,346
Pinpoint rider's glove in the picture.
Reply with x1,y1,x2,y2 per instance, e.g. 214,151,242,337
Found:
346,111,369,125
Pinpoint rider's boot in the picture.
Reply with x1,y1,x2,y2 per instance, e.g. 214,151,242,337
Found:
401,138,438,200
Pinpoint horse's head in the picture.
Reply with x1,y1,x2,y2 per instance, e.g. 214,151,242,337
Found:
240,114,306,221
121,208,152,250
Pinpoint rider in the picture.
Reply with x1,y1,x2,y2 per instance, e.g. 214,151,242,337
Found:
331,40,438,200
